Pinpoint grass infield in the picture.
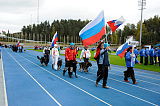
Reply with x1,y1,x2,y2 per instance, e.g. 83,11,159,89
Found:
27,49,160,72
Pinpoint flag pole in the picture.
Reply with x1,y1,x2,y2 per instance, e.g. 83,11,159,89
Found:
104,29,112,43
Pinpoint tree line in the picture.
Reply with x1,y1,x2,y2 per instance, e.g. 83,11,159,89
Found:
21,19,90,44
8,15,160,45
111,15,160,45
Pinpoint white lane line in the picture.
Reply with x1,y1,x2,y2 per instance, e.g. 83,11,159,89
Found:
111,67,160,80
110,72,160,86
7,52,62,106
1,50,8,106
14,52,112,106
24,52,160,93
89,65,160,86
78,75,158,106
19,52,158,106
89,72,160,95
111,65,160,77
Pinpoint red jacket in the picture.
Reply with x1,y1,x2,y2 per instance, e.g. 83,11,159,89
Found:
65,47,78,61
94,41,103,59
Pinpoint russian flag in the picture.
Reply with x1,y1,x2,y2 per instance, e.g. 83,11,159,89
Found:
16,41,20,47
79,11,106,46
116,36,133,58
107,16,125,32
51,32,58,47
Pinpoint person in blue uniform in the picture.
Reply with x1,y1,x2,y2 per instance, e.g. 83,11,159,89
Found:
139,47,145,63
149,46,154,65
144,47,149,65
124,47,140,84
134,47,139,58
157,47,160,66
154,48,158,64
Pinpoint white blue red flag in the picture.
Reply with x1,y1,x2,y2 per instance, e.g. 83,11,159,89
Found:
16,41,20,47
116,36,133,58
107,16,125,32
51,32,58,47
79,11,106,46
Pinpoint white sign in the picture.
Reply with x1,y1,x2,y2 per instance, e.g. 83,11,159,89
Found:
129,41,139,46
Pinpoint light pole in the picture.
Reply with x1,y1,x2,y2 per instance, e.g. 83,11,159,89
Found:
37,0,39,24
138,0,146,46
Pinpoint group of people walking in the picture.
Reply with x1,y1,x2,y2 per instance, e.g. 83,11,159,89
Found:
41,42,160,89
94,40,144,88
11,45,23,52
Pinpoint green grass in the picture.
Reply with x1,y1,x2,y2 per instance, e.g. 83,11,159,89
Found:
27,49,43,52
73,50,160,72
28,49,160,72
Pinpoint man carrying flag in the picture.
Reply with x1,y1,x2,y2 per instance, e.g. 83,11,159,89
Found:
51,44,59,70
51,32,59,70
124,47,140,84
116,36,141,84
79,11,106,46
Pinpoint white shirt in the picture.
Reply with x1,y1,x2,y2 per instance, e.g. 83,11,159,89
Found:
80,49,91,59
43,47,47,54
51,47,59,57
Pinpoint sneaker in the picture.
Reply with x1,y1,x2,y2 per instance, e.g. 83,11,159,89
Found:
52,64,54,69
102,86,109,89
37,56,40,60
69,75,72,78
124,80,130,82
75,75,78,78
95,82,98,87
133,82,138,84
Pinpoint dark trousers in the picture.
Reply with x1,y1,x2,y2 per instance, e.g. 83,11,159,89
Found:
83,58,89,70
44,54,49,64
96,65,108,86
84,58,89,63
64,60,77,76
144,56,148,65
150,56,154,65
154,56,157,64
97,64,103,77
140,56,143,63
124,67,136,83
158,57,160,66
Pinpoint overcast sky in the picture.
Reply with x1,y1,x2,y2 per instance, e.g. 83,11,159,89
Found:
0,0,160,33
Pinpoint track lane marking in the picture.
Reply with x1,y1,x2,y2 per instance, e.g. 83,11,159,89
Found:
7,52,62,106
18,51,158,106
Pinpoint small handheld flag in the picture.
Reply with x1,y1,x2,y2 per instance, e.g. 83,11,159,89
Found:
116,36,133,58
107,16,125,32
16,41,20,47
51,32,58,47
79,11,106,46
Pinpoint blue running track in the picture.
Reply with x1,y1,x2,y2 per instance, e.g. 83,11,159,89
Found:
1,48,160,106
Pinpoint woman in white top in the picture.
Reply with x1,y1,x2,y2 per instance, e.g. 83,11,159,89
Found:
80,46,91,61
80,46,91,72
51,44,59,70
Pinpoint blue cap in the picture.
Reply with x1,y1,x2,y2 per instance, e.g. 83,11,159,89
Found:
104,43,110,48
70,43,75,46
